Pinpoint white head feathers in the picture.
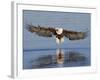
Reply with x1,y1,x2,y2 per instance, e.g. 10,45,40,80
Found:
56,28,63,35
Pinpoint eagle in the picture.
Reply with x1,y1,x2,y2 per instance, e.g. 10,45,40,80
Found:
26,24,88,44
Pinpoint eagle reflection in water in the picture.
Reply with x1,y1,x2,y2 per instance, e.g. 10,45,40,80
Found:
31,48,87,69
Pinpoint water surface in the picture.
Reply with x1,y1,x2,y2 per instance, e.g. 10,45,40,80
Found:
23,48,90,69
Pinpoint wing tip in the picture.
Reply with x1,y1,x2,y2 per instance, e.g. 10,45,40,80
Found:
26,24,36,33
83,29,89,38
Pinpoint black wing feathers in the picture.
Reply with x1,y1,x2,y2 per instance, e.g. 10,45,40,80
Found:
63,30,87,40
26,24,56,37
26,24,88,40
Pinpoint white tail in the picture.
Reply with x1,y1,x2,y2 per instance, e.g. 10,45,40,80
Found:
56,37,64,44
56,37,60,44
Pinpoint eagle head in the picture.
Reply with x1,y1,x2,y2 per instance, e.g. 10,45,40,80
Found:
56,28,63,35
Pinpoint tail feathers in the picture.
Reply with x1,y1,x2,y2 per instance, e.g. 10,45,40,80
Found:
56,38,60,44
56,37,64,44
60,37,64,43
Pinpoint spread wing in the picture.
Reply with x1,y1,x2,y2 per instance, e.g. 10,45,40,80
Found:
26,24,56,37
63,29,88,40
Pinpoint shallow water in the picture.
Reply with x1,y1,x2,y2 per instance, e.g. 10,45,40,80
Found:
23,48,90,69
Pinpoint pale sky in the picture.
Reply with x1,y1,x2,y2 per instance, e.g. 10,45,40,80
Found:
23,10,91,49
